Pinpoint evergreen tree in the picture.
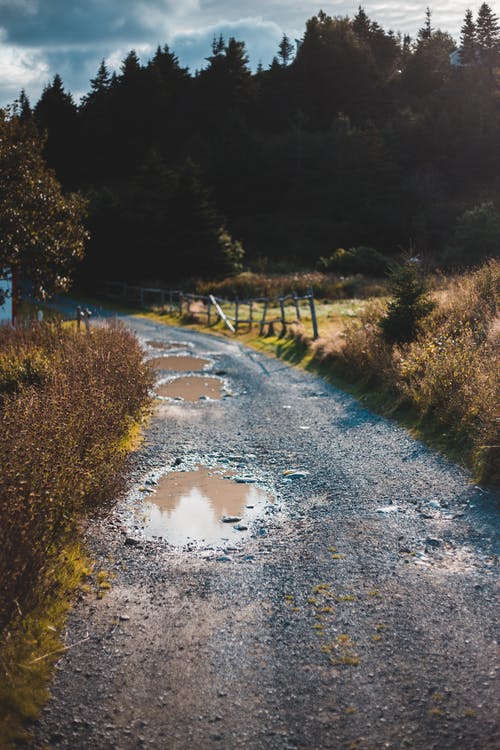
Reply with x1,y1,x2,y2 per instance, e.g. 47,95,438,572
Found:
212,34,225,57
380,259,435,344
34,74,77,180
197,35,254,126
460,9,477,65
15,90,32,122
278,34,294,66
82,59,111,106
476,3,500,69
418,7,433,41
352,6,371,43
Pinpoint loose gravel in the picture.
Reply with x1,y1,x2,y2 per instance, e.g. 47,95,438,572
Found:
33,316,499,750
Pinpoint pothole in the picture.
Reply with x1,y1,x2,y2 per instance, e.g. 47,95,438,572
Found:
149,355,210,372
132,467,273,546
156,376,224,401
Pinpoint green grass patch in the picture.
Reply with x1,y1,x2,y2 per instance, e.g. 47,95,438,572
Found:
0,544,90,750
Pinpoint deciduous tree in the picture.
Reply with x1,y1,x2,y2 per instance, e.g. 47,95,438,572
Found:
0,112,87,300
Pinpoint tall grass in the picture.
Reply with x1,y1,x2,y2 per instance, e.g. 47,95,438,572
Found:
328,259,500,483
193,270,386,300
0,321,152,640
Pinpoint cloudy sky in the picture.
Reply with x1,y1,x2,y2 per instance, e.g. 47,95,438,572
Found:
0,0,474,107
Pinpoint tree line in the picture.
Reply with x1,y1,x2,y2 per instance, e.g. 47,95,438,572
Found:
13,3,500,285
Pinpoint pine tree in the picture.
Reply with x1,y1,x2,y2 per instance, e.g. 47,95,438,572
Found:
212,34,225,57
460,9,477,65
81,60,111,107
476,3,500,69
34,74,77,180
352,6,371,43
119,50,142,87
418,7,433,42
278,34,294,66
16,90,32,122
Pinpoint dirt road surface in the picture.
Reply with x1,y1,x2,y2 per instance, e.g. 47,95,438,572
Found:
34,315,499,750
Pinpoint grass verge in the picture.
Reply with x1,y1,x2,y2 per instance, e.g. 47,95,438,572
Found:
0,544,90,750
0,321,152,747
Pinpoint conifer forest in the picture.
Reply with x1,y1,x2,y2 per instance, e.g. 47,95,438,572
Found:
14,4,500,285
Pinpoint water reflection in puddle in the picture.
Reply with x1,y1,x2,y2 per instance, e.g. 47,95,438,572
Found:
135,467,272,545
156,376,223,401
149,355,210,372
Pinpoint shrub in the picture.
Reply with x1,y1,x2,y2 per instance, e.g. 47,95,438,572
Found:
445,201,500,267
380,260,435,344
193,270,385,300
0,348,50,400
319,246,390,276
333,258,499,482
0,321,152,639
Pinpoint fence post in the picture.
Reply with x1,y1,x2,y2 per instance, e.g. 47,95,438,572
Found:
207,297,212,325
293,292,301,321
234,299,239,332
279,296,286,337
249,300,254,330
260,300,268,336
307,289,319,339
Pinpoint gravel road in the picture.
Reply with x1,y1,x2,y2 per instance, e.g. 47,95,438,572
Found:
34,315,500,750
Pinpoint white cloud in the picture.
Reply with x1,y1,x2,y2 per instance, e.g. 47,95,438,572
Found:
0,1,475,105
170,17,284,71
0,37,49,103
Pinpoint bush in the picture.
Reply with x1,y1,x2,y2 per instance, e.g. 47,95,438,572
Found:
0,321,152,639
445,201,500,267
319,246,390,276
333,259,500,482
0,348,50,400
380,260,435,344
193,270,386,300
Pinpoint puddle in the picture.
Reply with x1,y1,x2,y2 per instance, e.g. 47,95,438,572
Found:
156,376,223,401
133,467,272,546
149,355,210,372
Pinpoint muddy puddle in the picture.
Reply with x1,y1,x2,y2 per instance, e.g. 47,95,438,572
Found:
156,376,223,401
133,467,272,546
149,355,210,372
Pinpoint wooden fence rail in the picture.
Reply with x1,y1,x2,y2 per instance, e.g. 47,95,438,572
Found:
99,281,319,339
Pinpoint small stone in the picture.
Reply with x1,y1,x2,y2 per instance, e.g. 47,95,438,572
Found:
221,515,242,523
233,524,248,531
119,614,130,621
125,537,141,546
376,505,400,513
216,556,232,562
425,537,442,547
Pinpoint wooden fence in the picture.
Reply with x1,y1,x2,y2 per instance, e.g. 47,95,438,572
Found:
100,281,319,339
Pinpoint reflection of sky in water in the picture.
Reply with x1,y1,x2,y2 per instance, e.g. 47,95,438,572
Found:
156,376,223,401
138,473,270,545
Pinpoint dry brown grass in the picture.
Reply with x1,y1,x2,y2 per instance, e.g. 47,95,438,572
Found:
0,321,152,639
193,270,386,300
319,259,500,482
